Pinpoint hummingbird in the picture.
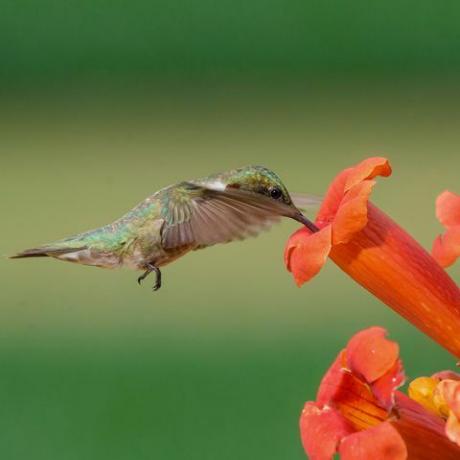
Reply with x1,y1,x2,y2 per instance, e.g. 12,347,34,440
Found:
11,165,319,291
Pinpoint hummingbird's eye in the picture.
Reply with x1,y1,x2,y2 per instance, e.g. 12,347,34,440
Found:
270,187,282,199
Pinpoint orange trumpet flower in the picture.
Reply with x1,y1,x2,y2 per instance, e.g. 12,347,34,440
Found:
300,327,460,459
285,158,460,357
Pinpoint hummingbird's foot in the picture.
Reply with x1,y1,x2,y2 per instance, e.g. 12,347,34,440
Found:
137,263,162,291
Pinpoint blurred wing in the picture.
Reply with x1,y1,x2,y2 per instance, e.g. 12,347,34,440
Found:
161,182,294,249
290,193,322,211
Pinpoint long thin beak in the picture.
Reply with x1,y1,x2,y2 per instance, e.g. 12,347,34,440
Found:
293,212,319,233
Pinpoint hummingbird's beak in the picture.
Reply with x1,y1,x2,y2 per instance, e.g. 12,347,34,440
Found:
293,212,319,233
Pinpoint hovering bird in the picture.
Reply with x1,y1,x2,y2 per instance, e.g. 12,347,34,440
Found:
11,165,319,291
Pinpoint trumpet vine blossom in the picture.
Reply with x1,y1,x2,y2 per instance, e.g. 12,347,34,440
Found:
285,157,460,357
300,327,460,459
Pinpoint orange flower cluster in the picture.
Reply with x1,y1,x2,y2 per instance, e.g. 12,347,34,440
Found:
285,158,460,458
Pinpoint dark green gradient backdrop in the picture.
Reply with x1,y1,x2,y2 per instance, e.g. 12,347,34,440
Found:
1,2,460,459
3,0,460,84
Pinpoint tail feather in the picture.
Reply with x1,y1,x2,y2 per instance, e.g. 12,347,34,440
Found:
10,246,87,259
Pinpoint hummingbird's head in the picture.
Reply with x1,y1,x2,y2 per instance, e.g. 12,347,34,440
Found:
222,165,295,206
201,165,319,233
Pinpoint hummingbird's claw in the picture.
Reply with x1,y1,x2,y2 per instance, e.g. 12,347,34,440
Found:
137,271,149,285
152,267,162,291
138,263,162,292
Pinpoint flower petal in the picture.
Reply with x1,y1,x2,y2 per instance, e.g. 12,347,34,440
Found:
284,226,332,286
344,157,392,192
432,371,460,381
433,191,460,268
314,157,392,244
316,168,351,227
331,371,389,431
317,328,399,426
316,350,347,406
332,180,375,245
439,380,460,419
432,227,460,268
437,380,460,446
339,422,407,460
346,327,399,384
299,402,354,460
318,363,388,430
446,414,460,447
371,359,405,411
436,191,460,228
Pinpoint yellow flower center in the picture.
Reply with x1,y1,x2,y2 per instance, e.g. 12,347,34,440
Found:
408,377,450,418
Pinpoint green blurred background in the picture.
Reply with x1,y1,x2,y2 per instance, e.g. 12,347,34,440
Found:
1,1,460,459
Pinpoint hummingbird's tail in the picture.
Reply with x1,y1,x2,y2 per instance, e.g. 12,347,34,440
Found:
10,228,92,261
10,244,88,259
11,227,123,268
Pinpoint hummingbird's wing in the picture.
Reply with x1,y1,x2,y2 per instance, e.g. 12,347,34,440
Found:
290,193,322,211
160,182,296,249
